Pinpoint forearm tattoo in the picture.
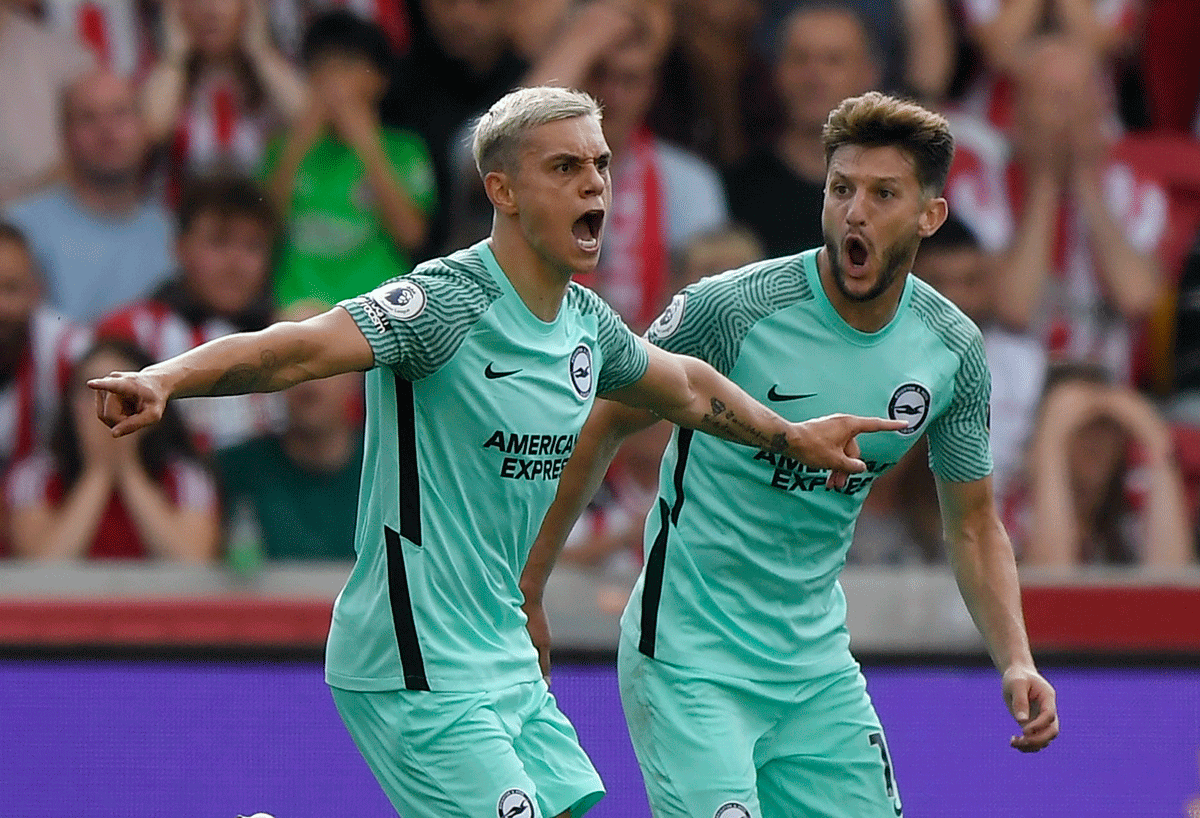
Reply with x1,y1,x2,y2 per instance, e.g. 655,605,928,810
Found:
210,350,280,395
701,396,784,451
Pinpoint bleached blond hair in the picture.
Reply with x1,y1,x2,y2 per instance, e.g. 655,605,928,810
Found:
471,86,602,178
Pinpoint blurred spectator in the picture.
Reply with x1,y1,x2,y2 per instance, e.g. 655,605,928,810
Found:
0,223,90,476
4,337,219,561
724,4,878,258
95,174,283,451
5,70,173,323
506,0,570,63
1172,229,1200,422
673,224,764,291
945,35,1166,383
0,0,95,206
263,10,435,307
956,0,1139,131
646,0,781,168
382,0,527,253
41,0,154,76
266,0,412,58
141,0,306,188
756,0,954,102
1018,363,1193,567
437,1,674,252
527,2,727,329
848,438,943,565
913,213,1046,500
214,300,362,560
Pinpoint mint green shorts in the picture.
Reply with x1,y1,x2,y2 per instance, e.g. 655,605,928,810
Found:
330,680,604,818
618,639,903,818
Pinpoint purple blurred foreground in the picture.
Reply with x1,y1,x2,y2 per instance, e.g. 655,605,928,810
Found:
1,661,1197,817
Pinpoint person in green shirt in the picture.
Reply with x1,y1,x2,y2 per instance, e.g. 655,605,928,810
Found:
264,11,437,307
215,301,363,561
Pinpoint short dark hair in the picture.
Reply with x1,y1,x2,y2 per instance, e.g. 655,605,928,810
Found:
177,174,278,239
300,10,393,75
920,211,980,254
823,92,955,196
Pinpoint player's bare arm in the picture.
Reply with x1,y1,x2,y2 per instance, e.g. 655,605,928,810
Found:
89,307,374,436
937,474,1060,753
521,398,659,677
605,341,907,475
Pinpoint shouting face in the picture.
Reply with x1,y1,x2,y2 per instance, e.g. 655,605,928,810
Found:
822,143,945,307
497,115,612,280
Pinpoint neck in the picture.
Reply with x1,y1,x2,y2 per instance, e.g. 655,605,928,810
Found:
776,128,828,183
488,221,572,323
815,247,907,333
282,424,354,472
70,174,142,218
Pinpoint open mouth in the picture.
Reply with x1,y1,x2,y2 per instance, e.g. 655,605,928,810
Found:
844,235,869,269
572,209,604,253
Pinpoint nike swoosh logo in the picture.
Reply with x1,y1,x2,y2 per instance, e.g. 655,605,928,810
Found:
485,363,522,379
767,385,816,402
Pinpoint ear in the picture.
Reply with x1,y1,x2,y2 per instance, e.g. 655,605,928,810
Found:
484,169,518,216
917,196,948,239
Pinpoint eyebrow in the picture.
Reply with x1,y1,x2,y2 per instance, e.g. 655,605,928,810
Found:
829,171,906,186
545,151,612,164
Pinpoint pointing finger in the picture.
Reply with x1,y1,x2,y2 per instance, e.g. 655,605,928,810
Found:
853,417,909,434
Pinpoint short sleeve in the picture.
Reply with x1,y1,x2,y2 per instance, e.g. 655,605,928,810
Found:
644,258,810,376
645,283,719,363
590,291,649,395
339,270,497,381
383,130,438,215
927,331,995,482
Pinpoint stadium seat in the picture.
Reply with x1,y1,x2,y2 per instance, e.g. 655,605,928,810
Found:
1141,0,1200,133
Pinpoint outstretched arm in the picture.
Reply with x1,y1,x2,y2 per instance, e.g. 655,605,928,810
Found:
521,398,660,677
90,308,374,436
938,475,1059,752
607,342,905,474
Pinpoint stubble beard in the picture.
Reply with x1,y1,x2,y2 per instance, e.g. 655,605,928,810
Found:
824,233,920,304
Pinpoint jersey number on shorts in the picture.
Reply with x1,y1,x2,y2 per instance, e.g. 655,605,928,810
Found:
869,731,903,816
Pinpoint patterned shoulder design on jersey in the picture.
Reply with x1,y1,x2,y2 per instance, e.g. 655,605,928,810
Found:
908,279,993,482
565,283,649,395
339,246,504,381
645,254,813,376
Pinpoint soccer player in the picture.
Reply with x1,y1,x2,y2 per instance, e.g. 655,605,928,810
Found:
523,92,1060,818
89,86,903,818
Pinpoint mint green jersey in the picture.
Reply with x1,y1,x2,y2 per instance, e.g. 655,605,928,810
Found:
621,249,992,682
327,241,648,692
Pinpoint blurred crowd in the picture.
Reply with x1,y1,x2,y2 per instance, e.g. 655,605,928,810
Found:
1,0,1199,573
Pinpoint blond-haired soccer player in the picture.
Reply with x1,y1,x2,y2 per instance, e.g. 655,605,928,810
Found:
525,92,1060,818
90,86,903,818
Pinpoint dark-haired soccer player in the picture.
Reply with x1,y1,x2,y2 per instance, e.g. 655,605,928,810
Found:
525,92,1060,818
89,86,902,818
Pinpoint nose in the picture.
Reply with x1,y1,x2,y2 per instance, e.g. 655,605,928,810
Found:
845,189,868,226
580,160,605,198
